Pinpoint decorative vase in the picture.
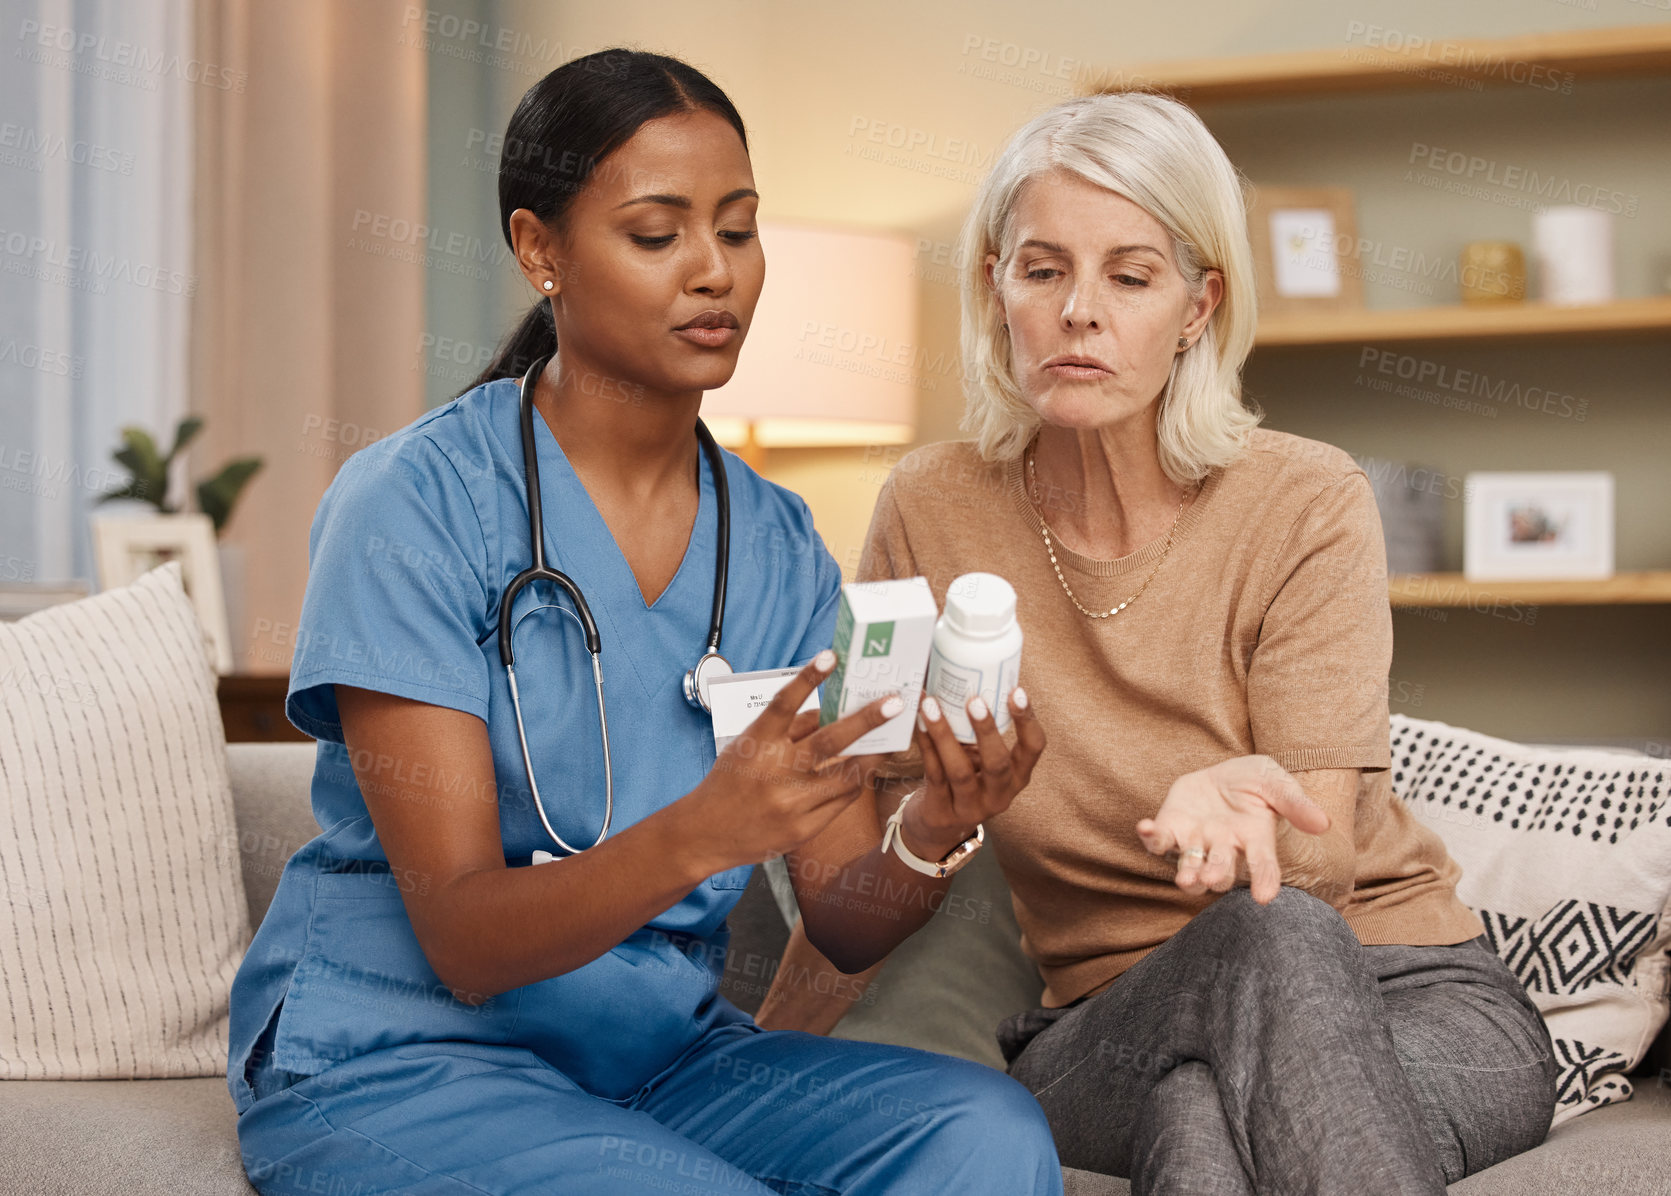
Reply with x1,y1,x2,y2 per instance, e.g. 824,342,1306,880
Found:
1458,241,1526,304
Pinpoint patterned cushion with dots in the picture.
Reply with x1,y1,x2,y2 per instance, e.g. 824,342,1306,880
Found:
1389,714,1671,1127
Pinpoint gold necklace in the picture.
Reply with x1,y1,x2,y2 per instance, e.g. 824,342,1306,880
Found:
1026,444,1192,620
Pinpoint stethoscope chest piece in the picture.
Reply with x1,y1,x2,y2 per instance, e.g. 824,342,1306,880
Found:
684,650,733,713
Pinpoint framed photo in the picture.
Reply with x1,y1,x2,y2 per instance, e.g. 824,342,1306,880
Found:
1464,472,1615,582
1246,185,1364,316
91,513,233,674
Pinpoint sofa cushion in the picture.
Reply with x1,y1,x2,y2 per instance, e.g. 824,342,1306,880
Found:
0,1077,253,1195
1063,1166,1127,1195
1448,1079,1671,1194
750,834,1045,1070
0,561,249,1080
828,840,1045,1069
1390,715,1671,1125
0,1072,1111,1196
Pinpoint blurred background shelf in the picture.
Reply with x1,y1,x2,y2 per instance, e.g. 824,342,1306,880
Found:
1389,571,1671,608
1141,21,1671,744
1097,25,1671,103
1257,296,1671,348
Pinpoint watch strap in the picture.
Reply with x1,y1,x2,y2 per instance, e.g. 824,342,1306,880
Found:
882,789,984,879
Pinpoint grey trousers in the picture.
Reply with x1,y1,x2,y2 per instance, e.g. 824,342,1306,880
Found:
997,887,1557,1194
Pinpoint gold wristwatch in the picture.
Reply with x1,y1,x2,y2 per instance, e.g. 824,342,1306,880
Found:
881,788,984,879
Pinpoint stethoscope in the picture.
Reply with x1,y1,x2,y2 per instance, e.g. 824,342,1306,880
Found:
499,353,732,856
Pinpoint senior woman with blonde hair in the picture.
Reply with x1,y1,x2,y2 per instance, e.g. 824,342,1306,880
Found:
758,92,1557,1192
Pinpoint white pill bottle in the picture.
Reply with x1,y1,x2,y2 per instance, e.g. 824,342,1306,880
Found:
926,571,1023,743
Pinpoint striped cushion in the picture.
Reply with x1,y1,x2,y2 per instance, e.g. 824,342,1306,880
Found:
1,561,249,1078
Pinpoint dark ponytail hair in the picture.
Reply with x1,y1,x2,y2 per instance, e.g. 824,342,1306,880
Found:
462,49,749,395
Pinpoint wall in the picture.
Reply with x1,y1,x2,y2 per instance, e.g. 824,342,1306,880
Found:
422,0,1671,746
419,2,514,409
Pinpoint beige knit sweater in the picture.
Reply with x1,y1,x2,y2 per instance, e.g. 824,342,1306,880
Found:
860,431,1485,1008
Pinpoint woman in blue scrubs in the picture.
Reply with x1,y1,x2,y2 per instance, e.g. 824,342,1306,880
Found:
226,49,1063,1195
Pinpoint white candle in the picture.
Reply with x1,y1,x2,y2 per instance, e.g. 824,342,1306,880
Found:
1532,206,1615,306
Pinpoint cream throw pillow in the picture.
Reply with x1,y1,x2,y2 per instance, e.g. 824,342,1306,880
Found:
0,560,249,1078
1389,714,1671,1126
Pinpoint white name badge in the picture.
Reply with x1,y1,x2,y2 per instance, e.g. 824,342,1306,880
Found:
708,667,820,755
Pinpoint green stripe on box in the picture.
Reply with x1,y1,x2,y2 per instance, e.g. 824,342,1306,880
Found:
819,593,854,725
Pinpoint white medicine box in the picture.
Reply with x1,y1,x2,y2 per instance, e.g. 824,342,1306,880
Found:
818,577,937,755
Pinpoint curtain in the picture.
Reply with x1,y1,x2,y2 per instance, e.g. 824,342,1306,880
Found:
0,0,195,586
190,0,428,671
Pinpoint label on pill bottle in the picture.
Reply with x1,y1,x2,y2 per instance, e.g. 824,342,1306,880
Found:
927,649,1018,742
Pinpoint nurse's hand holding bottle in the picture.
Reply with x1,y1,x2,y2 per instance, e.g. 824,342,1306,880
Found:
905,686,1046,862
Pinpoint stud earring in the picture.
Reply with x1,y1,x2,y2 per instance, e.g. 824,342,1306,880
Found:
542,279,554,292
1177,335,1189,349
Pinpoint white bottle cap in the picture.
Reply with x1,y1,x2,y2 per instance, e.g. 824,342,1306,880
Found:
944,572,1016,637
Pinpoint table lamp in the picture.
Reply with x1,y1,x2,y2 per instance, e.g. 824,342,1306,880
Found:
705,221,918,469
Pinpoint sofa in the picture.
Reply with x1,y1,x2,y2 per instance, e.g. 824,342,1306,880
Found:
2,741,1667,1196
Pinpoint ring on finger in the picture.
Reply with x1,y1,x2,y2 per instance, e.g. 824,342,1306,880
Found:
1179,846,1206,863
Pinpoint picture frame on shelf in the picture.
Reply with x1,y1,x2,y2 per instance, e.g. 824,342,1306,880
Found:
91,513,233,674
1464,472,1615,582
1246,185,1364,316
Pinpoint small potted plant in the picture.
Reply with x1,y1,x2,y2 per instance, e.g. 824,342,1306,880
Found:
94,417,264,673
99,416,264,532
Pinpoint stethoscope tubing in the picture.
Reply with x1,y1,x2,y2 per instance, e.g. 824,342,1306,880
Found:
499,353,730,856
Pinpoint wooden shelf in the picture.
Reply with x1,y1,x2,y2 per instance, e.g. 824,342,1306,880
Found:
1091,25,1671,103
1254,296,1671,348
1389,572,1671,608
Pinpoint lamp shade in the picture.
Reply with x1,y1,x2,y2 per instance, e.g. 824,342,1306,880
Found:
705,222,918,448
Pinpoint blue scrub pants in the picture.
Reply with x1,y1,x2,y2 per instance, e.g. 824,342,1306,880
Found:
237,1020,1065,1195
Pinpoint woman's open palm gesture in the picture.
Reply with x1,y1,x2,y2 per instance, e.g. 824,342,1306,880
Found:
1137,755,1330,904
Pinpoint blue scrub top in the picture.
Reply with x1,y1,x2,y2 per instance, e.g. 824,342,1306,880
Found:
226,377,842,1115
